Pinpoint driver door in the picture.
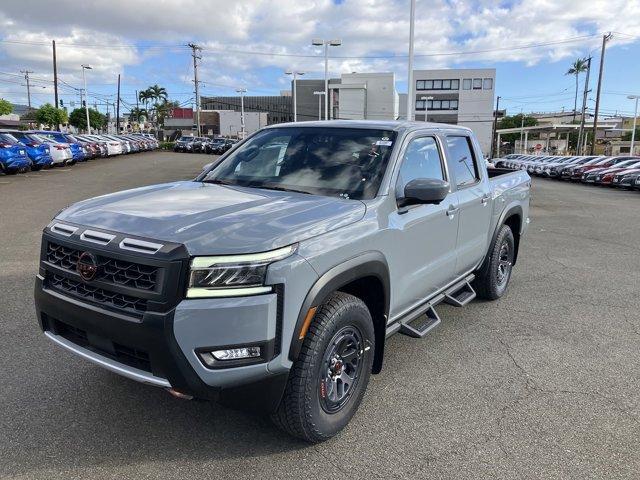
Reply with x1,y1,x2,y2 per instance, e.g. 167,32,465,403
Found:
386,135,460,317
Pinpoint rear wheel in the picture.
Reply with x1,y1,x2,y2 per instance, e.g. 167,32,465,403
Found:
272,292,374,443
473,224,515,300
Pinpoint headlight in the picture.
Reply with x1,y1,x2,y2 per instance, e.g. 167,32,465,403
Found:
187,244,297,298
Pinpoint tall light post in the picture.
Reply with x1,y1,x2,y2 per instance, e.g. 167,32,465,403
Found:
236,88,247,138
628,95,639,156
285,71,305,122
312,38,341,120
420,96,433,122
81,64,92,133
313,91,325,120
406,0,416,121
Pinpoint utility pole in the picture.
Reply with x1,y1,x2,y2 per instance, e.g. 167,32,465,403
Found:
490,95,501,158
81,64,92,134
591,32,613,155
628,95,639,156
116,74,121,134
188,43,202,136
20,70,34,109
576,57,592,155
406,0,416,121
236,88,247,138
519,108,525,154
52,40,59,120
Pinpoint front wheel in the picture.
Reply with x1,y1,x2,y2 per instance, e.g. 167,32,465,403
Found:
272,292,374,443
473,224,515,300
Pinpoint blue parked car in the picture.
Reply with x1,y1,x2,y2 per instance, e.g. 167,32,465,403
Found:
0,130,53,170
34,130,86,162
0,133,32,174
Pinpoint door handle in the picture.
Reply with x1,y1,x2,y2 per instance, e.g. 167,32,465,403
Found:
481,195,490,205
446,206,459,218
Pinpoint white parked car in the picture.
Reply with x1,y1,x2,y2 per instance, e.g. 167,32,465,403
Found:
35,135,73,166
87,135,123,156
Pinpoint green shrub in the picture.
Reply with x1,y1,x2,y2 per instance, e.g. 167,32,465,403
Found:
160,141,175,150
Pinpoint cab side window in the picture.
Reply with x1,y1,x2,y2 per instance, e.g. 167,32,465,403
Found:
447,136,479,187
396,136,446,198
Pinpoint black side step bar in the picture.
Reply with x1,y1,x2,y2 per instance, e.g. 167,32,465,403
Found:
399,305,441,338
443,280,476,307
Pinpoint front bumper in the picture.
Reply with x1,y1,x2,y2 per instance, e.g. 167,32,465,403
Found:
35,275,289,412
32,226,318,412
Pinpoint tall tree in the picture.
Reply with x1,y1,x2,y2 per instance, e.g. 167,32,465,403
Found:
35,103,68,127
147,84,168,103
68,107,106,131
566,58,589,122
0,98,12,115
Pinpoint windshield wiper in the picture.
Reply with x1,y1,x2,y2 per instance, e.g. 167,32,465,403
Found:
255,184,313,195
201,178,237,186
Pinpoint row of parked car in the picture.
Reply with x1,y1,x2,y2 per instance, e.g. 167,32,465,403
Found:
0,130,159,174
494,154,640,189
174,136,238,155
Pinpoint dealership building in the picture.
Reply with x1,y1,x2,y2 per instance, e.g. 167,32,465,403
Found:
196,68,496,153
411,68,496,154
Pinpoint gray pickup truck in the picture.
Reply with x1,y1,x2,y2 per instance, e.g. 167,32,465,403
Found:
35,120,530,442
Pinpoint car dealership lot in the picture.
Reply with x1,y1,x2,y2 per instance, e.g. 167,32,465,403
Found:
0,151,638,479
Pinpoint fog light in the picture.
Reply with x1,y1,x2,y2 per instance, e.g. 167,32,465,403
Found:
197,346,262,367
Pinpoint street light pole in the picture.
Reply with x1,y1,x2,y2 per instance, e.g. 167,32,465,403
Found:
406,0,416,121
312,39,341,120
628,95,639,156
81,64,92,133
236,88,247,138
313,91,325,120
420,96,433,122
285,71,305,122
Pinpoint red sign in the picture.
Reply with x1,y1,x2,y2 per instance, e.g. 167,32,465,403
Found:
535,143,543,150
169,108,193,119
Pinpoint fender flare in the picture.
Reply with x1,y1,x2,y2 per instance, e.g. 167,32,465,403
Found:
288,251,390,367
481,204,523,268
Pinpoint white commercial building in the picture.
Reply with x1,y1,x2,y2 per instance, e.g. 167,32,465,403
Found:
412,68,496,154
211,110,267,138
329,72,399,120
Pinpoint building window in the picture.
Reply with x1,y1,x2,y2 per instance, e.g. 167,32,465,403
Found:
450,100,458,109
416,79,460,91
483,78,493,90
462,79,472,90
425,99,458,111
472,78,482,90
415,99,426,110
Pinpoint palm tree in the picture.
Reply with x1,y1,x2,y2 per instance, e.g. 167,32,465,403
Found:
128,106,148,124
566,58,589,122
147,84,168,103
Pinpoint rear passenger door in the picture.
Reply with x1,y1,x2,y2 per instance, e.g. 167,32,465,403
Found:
387,135,460,316
445,135,492,276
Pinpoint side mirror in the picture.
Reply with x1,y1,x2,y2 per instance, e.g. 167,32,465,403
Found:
402,178,450,206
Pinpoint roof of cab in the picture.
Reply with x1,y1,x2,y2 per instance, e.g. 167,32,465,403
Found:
262,119,473,134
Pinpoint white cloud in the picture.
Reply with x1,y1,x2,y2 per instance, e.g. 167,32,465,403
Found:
0,0,639,106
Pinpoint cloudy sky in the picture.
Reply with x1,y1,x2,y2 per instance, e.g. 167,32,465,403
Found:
1,0,639,117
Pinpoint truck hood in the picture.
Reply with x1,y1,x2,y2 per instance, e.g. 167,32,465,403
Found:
56,181,366,255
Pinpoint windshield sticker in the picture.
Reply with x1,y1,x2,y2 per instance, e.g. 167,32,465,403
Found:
376,140,393,146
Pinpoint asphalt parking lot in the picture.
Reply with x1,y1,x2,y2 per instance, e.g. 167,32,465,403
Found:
1,151,638,479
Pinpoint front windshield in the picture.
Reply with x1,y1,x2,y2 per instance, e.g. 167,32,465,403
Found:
200,126,397,200
179,136,193,141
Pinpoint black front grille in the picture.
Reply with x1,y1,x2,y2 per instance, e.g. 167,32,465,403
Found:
52,318,152,373
48,274,148,315
47,242,159,291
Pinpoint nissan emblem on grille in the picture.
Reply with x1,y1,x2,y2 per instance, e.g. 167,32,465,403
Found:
76,252,98,281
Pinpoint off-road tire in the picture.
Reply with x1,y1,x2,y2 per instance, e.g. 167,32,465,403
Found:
473,224,515,300
272,292,374,443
